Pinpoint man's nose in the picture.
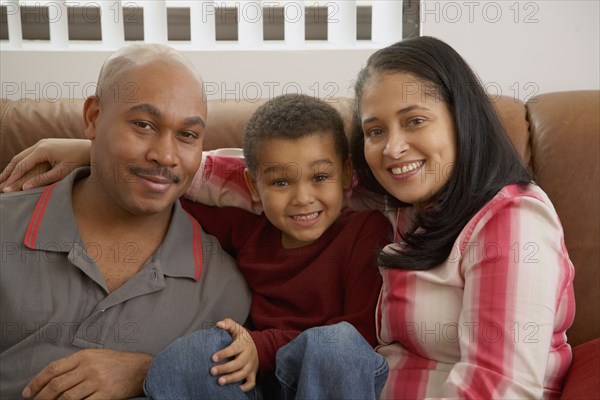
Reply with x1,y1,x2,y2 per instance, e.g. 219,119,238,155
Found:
148,133,178,166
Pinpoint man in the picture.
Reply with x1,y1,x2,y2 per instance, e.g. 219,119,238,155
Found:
0,44,251,399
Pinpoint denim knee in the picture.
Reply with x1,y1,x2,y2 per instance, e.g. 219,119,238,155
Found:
275,322,388,400
144,328,232,399
299,322,369,359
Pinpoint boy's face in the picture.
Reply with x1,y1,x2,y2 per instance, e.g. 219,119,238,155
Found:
244,133,352,249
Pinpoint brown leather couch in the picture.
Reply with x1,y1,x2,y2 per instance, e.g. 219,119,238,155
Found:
1,91,599,398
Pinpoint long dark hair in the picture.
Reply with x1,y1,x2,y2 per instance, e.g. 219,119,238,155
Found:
350,36,533,270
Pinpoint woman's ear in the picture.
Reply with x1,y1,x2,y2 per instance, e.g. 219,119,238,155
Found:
83,96,100,140
342,156,353,190
243,168,262,203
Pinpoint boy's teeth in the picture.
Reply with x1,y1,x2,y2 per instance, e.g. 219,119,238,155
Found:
391,161,424,175
293,212,319,221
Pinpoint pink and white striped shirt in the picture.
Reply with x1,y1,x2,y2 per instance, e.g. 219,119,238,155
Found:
377,184,575,399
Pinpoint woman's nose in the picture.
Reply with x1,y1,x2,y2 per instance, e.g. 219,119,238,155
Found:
382,131,409,159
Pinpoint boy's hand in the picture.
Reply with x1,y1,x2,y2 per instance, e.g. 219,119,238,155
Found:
211,318,259,392
0,138,91,192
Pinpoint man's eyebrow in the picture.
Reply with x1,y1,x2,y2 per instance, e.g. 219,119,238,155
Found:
362,105,431,124
127,103,162,118
184,116,206,128
127,103,205,128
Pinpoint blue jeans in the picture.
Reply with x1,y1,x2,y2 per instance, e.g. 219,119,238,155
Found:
275,322,388,400
144,322,388,400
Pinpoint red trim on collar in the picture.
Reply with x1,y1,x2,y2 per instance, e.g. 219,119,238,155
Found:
24,183,58,249
186,213,203,281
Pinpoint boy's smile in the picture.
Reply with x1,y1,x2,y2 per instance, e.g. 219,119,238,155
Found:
245,133,352,249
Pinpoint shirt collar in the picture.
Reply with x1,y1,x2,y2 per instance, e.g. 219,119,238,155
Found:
24,167,203,281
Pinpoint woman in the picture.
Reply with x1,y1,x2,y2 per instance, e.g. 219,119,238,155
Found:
349,36,575,399
0,36,575,399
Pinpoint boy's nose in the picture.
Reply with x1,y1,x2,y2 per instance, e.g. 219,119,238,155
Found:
292,183,315,206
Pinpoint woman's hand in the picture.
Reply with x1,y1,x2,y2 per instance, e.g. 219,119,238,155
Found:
0,138,91,192
210,318,259,392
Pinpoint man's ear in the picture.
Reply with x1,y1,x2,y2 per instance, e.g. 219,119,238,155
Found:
83,96,100,140
342,156,353,190
243,168,262,203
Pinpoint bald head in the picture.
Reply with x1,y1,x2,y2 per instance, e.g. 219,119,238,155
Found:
95,44,205,103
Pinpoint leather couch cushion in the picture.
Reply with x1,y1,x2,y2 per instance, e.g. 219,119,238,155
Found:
528,91,600,347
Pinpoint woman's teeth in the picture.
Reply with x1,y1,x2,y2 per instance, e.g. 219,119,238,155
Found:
391,161,424,175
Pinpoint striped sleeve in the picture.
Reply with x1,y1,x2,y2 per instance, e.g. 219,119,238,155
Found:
440,188,575,399
184,148,264,213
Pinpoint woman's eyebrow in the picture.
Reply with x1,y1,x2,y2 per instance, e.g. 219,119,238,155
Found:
362,105,430,124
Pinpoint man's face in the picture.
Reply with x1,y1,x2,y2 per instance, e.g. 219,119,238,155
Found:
84,60,207,216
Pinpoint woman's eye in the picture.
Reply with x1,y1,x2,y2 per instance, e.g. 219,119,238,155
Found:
365,127,384,138
314,174,328,183
407,117,426,127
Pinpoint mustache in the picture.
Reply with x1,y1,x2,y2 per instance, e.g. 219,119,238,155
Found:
127,165,182,184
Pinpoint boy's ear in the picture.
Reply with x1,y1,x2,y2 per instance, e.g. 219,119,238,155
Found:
342,157,353,190
83,96,100,140
243,168,262,203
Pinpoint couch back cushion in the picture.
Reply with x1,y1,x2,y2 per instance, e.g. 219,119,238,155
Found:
528,91,600,347
1,95,531,167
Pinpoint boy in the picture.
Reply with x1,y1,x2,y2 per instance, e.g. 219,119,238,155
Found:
146,94,391,399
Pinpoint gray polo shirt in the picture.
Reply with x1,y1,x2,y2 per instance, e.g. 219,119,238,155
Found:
0,168,251,397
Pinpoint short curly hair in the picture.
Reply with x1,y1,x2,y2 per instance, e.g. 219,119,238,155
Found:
243,94,349,176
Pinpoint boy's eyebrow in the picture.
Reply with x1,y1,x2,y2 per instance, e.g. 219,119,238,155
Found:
362,104,430,124
127,103,206,128
260,159,336,176
310,159,336,169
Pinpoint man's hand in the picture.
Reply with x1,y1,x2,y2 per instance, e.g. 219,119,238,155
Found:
22,349,152,400
210,318,259,392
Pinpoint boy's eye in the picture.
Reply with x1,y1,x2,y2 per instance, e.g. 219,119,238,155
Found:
272,179,289,187
314,174,328,183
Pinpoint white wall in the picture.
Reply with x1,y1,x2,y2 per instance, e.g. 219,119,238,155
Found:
1,1,598,102
0,47,379,102
421,0,600,101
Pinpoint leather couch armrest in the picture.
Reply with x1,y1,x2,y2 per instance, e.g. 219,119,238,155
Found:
561,337,600,399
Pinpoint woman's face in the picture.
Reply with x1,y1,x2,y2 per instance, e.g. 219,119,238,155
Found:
359,72,457,206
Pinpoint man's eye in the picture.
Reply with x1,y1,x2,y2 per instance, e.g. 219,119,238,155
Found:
178,131,198,140
133,121,153,130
